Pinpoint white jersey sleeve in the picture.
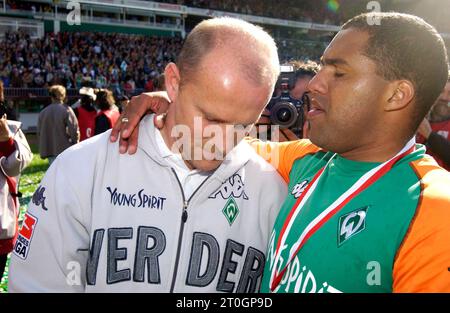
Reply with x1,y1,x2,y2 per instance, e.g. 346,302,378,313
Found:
254,154,287,239
8,155,90,292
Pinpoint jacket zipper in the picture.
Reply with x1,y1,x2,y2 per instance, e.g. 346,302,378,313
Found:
169,168,211,292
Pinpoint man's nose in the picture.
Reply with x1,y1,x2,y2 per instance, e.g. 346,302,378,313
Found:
307,71,328,95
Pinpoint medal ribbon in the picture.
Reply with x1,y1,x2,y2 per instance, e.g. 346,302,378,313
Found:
270,139,416,292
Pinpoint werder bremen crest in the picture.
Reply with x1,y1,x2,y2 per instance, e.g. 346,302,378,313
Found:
222,197,239,226
338,206,369,246
210,174,248,226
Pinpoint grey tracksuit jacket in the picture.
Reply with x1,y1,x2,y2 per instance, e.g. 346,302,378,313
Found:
9,115,287,292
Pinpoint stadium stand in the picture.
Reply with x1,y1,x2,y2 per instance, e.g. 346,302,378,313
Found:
157,0,343,25
0,0,448,132
0,31,183,92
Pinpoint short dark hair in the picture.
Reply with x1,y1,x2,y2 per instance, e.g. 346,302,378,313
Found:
290,60,319,80
342,12,449,131
95,89,115,111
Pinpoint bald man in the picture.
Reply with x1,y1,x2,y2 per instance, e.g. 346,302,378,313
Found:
8,18,287,292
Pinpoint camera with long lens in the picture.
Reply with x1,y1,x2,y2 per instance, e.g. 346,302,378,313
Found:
266,65,309,138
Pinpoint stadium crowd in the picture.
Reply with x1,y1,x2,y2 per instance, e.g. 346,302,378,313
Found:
0,31,183,95
0,30,326,95
0,0,338,84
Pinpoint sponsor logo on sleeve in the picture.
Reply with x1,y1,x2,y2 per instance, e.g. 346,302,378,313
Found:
13,213,38,260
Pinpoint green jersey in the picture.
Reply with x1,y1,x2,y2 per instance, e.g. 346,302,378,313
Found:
250,139,450,293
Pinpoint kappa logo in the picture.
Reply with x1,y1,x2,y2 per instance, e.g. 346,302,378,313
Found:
209,174,249,200
291,180,309,199
338,206,369,246
32,185,48,211
13,213,38,260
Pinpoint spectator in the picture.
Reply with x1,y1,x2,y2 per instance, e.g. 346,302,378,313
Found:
144,77,154,92
37,85,79,165
94,89,120,135
0,31,183,94
417,76,450,170
9,69,22,88
123,75,136,96
22,70,33,88
115,93,129,113
153,73,166,92
73,87,97,141
0,80,17,121
96,71,108,89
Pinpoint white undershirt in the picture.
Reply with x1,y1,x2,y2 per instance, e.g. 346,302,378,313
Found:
154,127,210,200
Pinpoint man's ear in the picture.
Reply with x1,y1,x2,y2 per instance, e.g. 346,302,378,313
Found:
384,80,415,112
164,63,181,102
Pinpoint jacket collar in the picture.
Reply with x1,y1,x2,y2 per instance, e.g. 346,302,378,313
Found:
138,114,253,184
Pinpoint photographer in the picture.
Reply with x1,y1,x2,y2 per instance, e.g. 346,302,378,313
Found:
289,60,319,100
94,89,120,135
73,86,97,142
257,60,319,141
37,85,79,165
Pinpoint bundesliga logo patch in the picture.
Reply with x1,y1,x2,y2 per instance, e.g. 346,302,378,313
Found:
13,213,38,260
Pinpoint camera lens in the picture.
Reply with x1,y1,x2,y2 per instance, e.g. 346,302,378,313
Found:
277,108,292,123
270,102,298,129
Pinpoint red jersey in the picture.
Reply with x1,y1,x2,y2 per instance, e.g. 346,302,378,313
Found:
77,106,97,141
417,119,450,170
98,109,120,129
